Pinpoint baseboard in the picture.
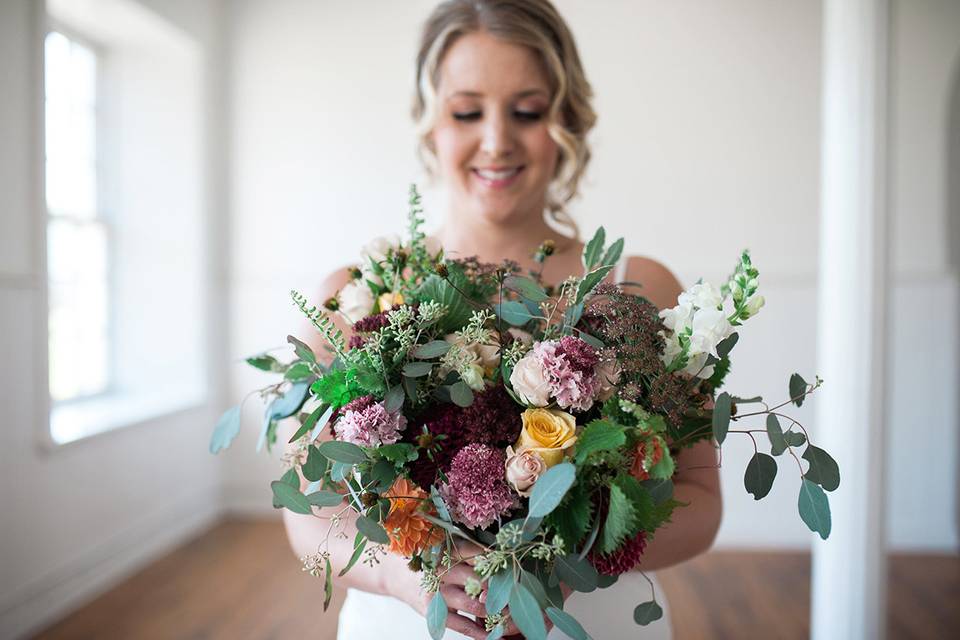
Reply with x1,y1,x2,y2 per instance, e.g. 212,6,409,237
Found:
221,482,283,518
0,491,222,640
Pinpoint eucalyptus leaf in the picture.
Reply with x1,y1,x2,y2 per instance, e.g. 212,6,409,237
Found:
520,569,551,608
330,461,352,483
597,574,619,589
306,490,344,507
302,445,328,482
790,373,808,407
323,556,333,611
318,440,367,464
280,467,300,488
284,362,312,381
633,601,664,625
288,402,330,443
270,481,312,515
485,569,513,616
802,445,840,491
485,626,505,640
246,354,280,372
504,275,549,302
563,302,584,328
450,381,474,407
546,607,590,640
527,463,576,518
744,452,777,500
412,340,452,359
268,380,313,421
767,414,788,456
712,392,732,445
209,405,241,454
355,515,390,544
494,301,535,326
384,385,405,413
509,582,547,640
554,553,598,593
576,331,605,349
798,478,832,539
716,332,739,359
785,430,807,447
402,361,434,377
339,535,367,577
730,395,764,404
426,591,447,640
431,486,452,522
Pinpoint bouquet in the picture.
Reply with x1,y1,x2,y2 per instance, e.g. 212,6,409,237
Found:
210,186,838,639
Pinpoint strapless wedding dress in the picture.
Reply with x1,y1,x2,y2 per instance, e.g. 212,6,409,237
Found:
336,571,672,639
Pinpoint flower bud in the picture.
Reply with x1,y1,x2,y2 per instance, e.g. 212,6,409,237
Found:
745,295,765,317
348,266,363,280
435,262,449,278
360,491,379,507
407,556,423,572
324,296,340,311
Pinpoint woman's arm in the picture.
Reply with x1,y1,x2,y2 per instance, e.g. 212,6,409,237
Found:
279,267,490,639
620,257,723,571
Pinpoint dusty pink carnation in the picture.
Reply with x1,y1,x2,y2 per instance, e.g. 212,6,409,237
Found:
439,444,518,529
533,339,601,412
334,396,406,447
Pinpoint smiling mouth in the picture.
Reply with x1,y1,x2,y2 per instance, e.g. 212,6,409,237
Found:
471,166,525,188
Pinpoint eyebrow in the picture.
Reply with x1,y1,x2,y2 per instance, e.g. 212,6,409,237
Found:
446,89,548,99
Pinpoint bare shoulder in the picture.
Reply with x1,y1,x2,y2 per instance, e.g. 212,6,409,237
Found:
621,256,684,311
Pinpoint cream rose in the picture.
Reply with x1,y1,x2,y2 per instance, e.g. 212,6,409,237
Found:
515,408,577,467
510,352,551,407
504,446,546,496
378,291,404,312
595,358,621,402
338,281,375,324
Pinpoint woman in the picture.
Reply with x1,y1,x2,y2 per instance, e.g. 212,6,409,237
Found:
284,2,722,638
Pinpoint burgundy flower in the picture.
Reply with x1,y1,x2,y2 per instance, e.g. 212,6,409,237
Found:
439,444,517,529
589,531,647,576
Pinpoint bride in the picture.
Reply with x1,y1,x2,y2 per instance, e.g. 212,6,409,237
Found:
284,1,722,637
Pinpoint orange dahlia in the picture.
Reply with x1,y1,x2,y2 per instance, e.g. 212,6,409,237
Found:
382,477,444,556
630,437,664,482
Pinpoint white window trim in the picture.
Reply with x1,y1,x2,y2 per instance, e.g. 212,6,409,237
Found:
33,5,210,452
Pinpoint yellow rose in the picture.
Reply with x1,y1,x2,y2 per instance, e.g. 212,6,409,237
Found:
515,408,577,467
378,291,404,312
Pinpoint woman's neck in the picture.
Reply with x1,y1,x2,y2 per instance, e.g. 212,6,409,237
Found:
434,213,575,268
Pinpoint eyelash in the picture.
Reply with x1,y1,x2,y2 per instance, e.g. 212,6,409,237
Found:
452,111,543,123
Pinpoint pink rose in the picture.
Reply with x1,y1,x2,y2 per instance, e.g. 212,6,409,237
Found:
504,446,546,497
510,351,551,406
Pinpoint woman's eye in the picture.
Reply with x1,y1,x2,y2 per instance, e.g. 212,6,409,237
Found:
452,112,481,122
514,111,543,122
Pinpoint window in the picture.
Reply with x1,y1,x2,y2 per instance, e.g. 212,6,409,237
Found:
45,30,112,405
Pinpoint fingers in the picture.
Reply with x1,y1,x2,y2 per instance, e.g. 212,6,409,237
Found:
444,612,488,640
443,562,480,587
441,584,486,619
453,539,485,566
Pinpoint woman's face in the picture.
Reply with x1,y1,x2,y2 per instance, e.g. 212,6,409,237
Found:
431,30,559,226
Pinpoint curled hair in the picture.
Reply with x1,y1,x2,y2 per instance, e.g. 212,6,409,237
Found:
412,0,597,238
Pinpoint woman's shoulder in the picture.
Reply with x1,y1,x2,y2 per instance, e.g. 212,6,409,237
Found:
619,255,683,311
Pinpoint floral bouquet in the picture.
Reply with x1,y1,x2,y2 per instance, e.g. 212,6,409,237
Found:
210,186,838,639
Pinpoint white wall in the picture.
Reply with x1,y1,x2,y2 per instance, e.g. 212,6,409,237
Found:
0,1,227,638
224,0,959,554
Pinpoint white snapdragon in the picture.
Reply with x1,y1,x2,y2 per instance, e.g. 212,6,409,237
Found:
659,283,734,379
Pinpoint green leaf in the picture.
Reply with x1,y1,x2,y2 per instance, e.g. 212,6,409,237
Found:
209,405,241,454
306,490,343,507
426,591,447,640
790,373,808,407
731,395,764,404
716,332,739,359
379,442,419,464
485,569,513,616
412,340,452,359
576,331,605,349
339,535,367,577
486,627,505,640
798,478,832,539
583,227,606,270
504,275,549,302
573,420,627,464
280,467,300,488
330,461,351,482
509,582,547,640
323,556,333,611
563,302,584,328
417,270,473,333
527,462,576,518
355,515,390,544
597,574,619,589
431,486,452,522
370,459,397,491
643,478,674,504
802,445,840,491
270,481,312,515
554,553,598,593
268,380,313,421
633,600,664,625
744,452,777,500
575,265,614,304
601,237,625,271
246,354,281,371
599,483,636,554
284,362,312,381
494,301,535,326
785,431,807,447
767,414,788,456
544,481,592,549
520,569,551,609
402,361,434,377
287,334,317,365
384,385,405,413
546,607,590,640
450,381,474,407
318,440,367,464
288,402,331,443
302,445,328,482
712,392,732,445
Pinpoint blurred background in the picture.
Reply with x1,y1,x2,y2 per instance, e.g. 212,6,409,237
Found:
0,0,957,638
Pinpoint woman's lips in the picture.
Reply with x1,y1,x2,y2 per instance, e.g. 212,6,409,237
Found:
471,166,525,189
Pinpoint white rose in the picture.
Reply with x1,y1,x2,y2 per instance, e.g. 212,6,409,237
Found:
338,281,375,324
595,358,621,401
507,328,534,347
510,352,551,407
504,446,547,497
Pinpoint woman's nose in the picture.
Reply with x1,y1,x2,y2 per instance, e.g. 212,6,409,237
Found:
479,111,515,159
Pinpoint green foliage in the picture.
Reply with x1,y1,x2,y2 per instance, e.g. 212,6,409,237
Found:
426,591,447,640
546,607,589,640
287,334,317,366
246,354,282,372
599,482,636,554
504,274,548,302
450,381,474,407
767,414,787,456
712,392,732,444
355,515,390,544
416,263,473,332
378,442,419,464
707,355,732,389
573,420,627,464
209,405,241,454
290,289,346,356
412,340,452,359
582,227,606,270
790,373,808,407
311,369,364,409
339,534,367,577
318,440,367,464
601,238,625,270
302,445,327,481
744,452,777,500
509,582,547,640
306,490,343,507
402,361,433,377
544,481,593,551
485,569,513,616
289,403,331,443
634,601,664,626
575,265,614,305
527,463,576,518
802,445,840,491
270,481,311,515
284,362,312,381
798,478,831,539
495,300,536,326
554,554,598,593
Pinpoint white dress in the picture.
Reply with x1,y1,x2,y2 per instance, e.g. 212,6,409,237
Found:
337,257,672,639
337,571,672,639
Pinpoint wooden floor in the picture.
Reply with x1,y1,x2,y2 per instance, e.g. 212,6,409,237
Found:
33,519,959,639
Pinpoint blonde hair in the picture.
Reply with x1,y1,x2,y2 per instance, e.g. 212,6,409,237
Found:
412,0,597,239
